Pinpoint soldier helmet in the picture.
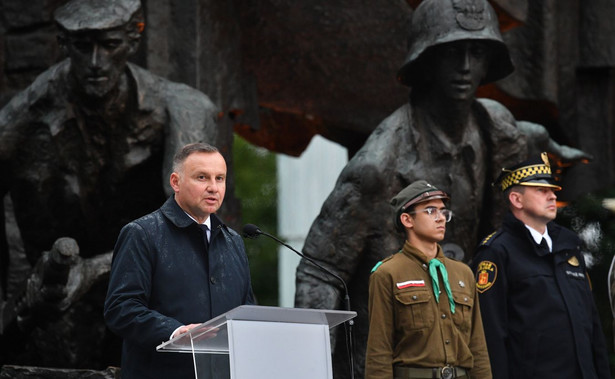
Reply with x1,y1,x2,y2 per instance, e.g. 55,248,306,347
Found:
397,0,514,87
54,0,143,32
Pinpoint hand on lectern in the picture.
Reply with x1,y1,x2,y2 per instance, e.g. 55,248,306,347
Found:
172,323,219,341
192,326,220,342
172,323,200,338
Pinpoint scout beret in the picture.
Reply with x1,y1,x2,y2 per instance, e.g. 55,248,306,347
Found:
391,180,449,230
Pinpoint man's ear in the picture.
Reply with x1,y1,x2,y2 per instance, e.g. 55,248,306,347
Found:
169,172,180,192
508,190,523,210
400,213,414,230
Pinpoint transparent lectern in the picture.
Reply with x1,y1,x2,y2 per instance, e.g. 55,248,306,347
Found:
156,305,356,379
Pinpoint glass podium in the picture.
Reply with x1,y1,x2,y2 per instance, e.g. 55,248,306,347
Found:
156,305,356,379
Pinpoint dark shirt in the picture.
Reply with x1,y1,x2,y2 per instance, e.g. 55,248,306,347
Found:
104,196,255,378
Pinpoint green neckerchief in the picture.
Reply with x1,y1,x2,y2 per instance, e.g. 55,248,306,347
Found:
428,258,455,314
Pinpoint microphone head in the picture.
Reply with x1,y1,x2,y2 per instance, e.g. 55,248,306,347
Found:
242,224,262,238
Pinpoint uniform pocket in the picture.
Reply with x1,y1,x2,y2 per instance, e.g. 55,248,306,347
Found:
451,290,474,333
395,289,434,330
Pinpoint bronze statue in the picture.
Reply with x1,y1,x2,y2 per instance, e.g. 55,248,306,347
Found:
0,0,218,369
294,0,590,378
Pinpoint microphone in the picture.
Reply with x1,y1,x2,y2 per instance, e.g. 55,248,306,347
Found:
242,223,355,379
242,224,351,312
242,223,262,239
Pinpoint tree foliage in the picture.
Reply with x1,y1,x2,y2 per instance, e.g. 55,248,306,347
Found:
233,135,279,306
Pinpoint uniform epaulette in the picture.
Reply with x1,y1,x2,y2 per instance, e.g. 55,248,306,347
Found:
479,230,502,247
371,254,395,273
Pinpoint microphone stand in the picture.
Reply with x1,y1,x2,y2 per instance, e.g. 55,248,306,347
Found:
245,226,355,379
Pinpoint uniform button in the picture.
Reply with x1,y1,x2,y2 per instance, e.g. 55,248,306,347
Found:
412,295,418,300
445,339,450,344
464,297,468,302
210,277,216,284
441,314,446,319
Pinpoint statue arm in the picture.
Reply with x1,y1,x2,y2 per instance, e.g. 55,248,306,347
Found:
295,162,380,310
294,106,410,311
516,121,592,162
477,98,591,163
0,86,41,304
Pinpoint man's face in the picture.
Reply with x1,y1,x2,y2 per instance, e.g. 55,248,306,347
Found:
65,28,134,98
403,199,448,243
170,152,227,223
514,186,558,224
430,40,491,101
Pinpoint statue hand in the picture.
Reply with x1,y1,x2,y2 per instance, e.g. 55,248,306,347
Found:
21,238,81,320
517,120,593,164
546,142,593,164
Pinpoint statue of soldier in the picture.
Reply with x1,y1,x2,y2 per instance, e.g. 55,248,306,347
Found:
294,0,590,378
0,0,217,368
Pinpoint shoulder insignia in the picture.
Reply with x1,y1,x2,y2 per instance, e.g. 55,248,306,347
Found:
475,260,497,293
371,254,395,273
567,256,580,267
479,230,501,247
371,261,383,273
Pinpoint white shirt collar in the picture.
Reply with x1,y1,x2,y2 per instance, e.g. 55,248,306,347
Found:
185,212,211,229
524,224,552,252
185,213,211,242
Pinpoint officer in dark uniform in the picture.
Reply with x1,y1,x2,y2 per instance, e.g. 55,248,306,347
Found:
471,152,611,379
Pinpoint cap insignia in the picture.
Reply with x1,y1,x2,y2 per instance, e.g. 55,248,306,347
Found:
541,152,550,167
452,0,486,31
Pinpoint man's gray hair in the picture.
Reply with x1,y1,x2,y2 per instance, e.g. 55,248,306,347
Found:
172,143,219,172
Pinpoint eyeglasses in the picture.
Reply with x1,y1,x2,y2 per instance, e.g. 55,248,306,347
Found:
407,207,453,222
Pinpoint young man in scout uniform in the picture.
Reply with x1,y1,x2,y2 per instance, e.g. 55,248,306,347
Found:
366,180,491,379
472,153,611,379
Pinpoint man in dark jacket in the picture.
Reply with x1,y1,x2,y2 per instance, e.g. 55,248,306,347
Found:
104,143,255,378
472,152,610,379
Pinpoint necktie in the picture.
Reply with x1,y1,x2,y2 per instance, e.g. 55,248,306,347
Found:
539,238,550,253
428,258,455,314
199,224,209,252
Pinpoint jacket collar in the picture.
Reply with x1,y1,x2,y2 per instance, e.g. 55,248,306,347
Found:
50,60,160,136
160,195,226,231
502,211,576,254
401,240,444,265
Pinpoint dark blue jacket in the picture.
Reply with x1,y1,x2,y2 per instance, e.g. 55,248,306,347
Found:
471,212,610,379
104,196,255,378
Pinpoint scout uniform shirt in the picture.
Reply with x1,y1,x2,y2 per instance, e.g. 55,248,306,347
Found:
365,241,491,378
